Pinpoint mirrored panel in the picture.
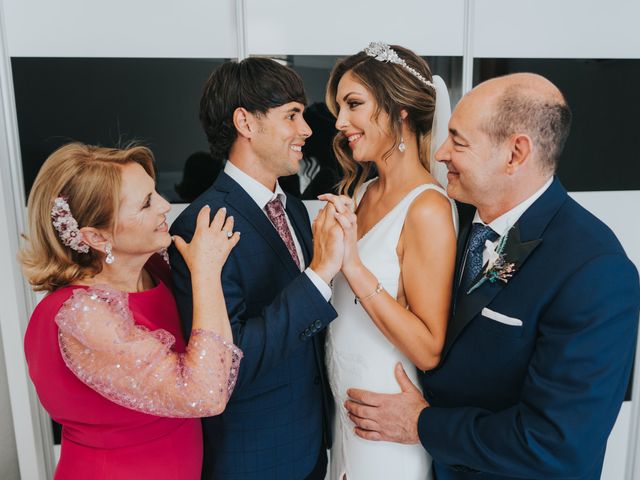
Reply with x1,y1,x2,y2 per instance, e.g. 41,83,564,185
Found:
12,55,462,204
12,57,228,203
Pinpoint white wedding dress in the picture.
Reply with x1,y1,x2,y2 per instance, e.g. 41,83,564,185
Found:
326,179,456,480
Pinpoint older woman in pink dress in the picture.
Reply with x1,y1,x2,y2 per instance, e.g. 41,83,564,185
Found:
20,143,242,479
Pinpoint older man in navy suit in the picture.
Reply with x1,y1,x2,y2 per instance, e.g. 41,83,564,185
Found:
170,58,343,479
344,73,640,479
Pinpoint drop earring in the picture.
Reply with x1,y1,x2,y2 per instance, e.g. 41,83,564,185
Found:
398,136,406,153
105,243,115,264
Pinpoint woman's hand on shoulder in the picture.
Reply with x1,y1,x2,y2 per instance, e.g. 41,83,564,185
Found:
173,206,240,277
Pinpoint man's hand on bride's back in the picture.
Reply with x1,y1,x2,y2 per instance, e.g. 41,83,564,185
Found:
345,362,428,445
173,206,240,278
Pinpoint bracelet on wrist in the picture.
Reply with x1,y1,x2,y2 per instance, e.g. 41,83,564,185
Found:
354,282,384,304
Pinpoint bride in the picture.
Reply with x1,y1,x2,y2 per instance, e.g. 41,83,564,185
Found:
320,43,458,479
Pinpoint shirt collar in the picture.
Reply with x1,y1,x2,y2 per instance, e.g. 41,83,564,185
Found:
224,160,287,210
473,176,553,237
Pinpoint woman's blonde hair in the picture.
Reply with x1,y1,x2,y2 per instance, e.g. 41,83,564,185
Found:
325,45,436,196
19,143,155,292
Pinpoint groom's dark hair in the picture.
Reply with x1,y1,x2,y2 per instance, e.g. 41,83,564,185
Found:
200,57,307,162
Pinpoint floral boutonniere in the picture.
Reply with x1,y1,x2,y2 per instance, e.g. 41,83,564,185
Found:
484,253,516,284
467,232,517,294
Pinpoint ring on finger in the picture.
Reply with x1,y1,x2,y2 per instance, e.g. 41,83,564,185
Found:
225,230,233,238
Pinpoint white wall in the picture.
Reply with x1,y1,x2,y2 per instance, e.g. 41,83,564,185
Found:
4,0,238,58
1,2,57,478
473,0,640,58
0,328,19,480
245,0,465,56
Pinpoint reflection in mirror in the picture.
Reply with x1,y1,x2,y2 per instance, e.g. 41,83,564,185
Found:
174,151,223,202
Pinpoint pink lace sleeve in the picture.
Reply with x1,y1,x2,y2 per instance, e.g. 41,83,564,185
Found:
55,286,242,418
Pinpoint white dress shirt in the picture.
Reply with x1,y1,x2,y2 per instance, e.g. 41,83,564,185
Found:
473,177,553,267
224,161,331,300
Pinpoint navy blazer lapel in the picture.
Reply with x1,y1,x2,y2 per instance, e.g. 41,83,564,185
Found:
285,194,313,266
214,173,301,277
442,177,567,360
452,202,475,297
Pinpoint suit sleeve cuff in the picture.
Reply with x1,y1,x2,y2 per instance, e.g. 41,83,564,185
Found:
304,268,332,301
417,406,433,450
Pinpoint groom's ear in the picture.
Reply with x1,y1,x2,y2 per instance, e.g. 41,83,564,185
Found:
233,107,254,139
506,133,533,174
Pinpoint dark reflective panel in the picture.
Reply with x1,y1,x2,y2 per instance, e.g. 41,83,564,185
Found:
12,55,462,203
12,57,227,203
474,58,640,192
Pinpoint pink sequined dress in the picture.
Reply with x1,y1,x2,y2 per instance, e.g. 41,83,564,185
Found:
24,256,242,479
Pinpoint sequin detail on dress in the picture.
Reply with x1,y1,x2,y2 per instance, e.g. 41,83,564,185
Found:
55,286,242,418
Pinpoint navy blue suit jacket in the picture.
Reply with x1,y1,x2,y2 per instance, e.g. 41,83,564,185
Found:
169,172,337,479
418,177,640,479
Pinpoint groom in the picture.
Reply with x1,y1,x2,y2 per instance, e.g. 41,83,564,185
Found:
344,73,640,479
170,58,343,479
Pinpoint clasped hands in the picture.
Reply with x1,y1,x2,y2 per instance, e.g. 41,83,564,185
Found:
308,193,357,285
308,193,358,283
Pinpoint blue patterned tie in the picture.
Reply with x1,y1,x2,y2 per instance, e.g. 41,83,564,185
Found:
460,223,499,293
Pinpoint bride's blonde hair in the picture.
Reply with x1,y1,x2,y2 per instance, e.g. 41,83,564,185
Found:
325,45,436,196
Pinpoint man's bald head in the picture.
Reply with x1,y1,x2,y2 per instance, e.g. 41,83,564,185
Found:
473,73,572,173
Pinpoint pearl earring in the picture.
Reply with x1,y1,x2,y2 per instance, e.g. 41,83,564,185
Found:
398,136,406,153
105,243,115,264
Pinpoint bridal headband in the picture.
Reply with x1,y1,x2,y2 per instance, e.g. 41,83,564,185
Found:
364,42,435,91
363,41,451,189
51,196,90,253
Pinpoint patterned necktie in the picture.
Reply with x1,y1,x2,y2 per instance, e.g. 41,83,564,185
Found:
264,197,301,269
460,223,499,293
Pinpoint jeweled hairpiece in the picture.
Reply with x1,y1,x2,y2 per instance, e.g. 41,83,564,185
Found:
364,42,435,91
51,196,90,253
